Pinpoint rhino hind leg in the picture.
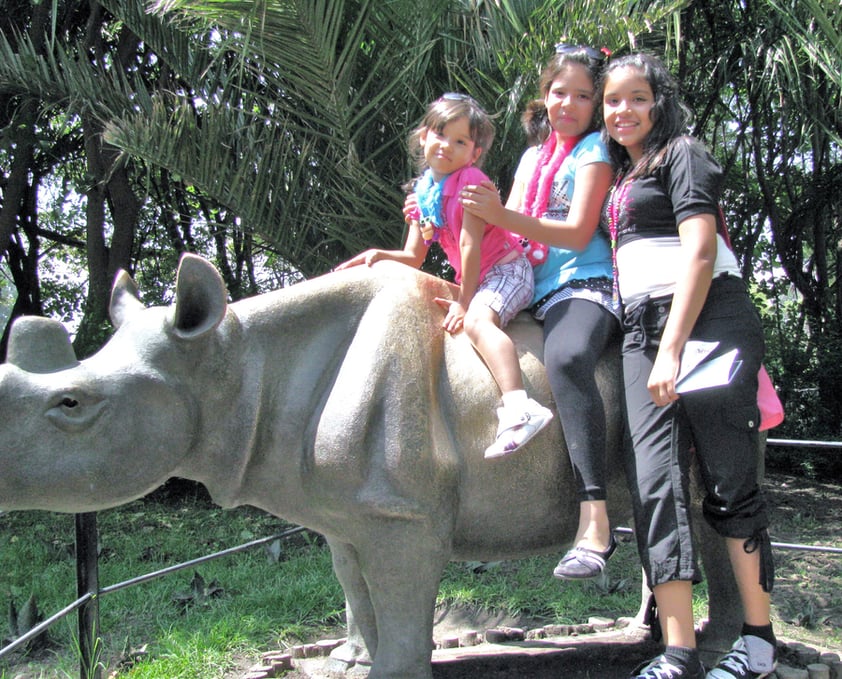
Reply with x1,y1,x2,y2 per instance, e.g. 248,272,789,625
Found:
327,540,376,672
696,518,743,659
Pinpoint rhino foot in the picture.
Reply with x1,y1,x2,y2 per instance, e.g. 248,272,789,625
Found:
323,655,371,677
327,640,373,673
319,658,366,676
615,616,653,642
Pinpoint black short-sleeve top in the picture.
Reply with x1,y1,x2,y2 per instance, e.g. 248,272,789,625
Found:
604,136,740,306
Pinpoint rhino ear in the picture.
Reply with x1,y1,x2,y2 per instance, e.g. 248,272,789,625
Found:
169,254,228,339
110,270,145,329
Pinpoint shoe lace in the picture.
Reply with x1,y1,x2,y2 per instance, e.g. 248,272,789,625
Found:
638,656,685,679
717,639,750,673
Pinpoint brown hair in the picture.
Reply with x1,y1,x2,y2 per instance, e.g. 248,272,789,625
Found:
522,45,606,145
408,94,495,172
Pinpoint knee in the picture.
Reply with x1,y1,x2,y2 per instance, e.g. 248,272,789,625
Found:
462,313,481,343
702,489,769,538
463,309,497,343
547,344,595,379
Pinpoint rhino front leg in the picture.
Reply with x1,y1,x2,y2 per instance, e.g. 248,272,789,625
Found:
360,523,450,679
326,539,376,673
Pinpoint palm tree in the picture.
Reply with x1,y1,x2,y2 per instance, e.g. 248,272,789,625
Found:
3,0,842,446
101,0,685,274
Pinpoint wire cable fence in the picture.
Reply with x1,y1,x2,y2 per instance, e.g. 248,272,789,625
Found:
0,437,840,678
0,523,307,678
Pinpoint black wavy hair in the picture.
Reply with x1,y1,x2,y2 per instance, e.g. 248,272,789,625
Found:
599,52,693,177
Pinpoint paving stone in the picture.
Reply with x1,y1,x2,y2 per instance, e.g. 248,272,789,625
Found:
440,636,460,649
589,616,615,631
808,663,831,679
459,630,481,646
795,645,822,666
776,665,810,679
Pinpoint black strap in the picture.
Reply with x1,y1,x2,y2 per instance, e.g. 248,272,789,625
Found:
744,529,775,593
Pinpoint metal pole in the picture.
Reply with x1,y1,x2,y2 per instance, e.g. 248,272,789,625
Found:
75,512,101,679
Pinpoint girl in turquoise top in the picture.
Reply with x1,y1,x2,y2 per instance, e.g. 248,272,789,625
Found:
461,44,621,581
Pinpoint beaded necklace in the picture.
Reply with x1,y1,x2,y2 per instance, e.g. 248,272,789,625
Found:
607,173,631,306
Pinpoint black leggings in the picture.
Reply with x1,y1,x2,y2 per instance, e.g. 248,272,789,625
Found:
542,298,621,502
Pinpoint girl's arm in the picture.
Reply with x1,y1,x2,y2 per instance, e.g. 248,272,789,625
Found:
505,173,527,211
435,210,484,334
460,161,613,251
647,213,718,406
334,220,428,271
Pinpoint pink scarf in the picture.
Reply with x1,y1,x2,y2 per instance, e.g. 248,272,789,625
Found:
517,134,581,266
524,134,581,218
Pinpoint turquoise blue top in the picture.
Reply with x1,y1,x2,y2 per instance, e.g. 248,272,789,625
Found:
513,131,612,305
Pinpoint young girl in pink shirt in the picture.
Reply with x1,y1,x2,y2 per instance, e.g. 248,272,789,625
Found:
336,93,552,458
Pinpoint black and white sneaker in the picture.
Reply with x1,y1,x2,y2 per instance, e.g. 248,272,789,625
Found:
706,636,776,678
630,654,705,679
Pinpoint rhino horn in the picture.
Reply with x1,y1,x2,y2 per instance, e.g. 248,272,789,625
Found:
6,316,79,373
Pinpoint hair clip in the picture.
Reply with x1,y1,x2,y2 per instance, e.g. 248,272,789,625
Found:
440,92,477,104
554,44,611,61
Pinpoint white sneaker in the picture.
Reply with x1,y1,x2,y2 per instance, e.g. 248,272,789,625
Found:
706,636,776,679
484,399,553,459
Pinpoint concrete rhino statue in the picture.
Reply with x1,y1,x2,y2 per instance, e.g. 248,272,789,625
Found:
0,254,740,678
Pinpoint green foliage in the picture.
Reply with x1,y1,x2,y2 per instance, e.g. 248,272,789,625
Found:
0,497,345,677
171,572,224,613
438,542,641,623
5,593,47,653
3,473,842,676
3,1,842,460
0,262,14,329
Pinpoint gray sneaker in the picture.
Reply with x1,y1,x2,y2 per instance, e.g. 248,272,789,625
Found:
630,654,705,679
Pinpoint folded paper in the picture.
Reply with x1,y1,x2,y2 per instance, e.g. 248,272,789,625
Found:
676,341,743,393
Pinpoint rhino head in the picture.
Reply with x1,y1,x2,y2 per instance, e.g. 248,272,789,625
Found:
0,255,229,513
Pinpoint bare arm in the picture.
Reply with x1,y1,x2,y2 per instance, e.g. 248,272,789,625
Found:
436,210,484,334
334,219,428,271
460,161,613,251
647,213,718,406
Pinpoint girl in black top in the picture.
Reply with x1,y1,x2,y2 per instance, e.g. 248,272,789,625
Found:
601,52,776,679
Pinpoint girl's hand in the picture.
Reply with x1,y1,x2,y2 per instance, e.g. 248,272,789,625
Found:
419,221,435,241
403,192,419,223
647,350,681,406
460,180,503,223
434,297,466,334
333,249,382,271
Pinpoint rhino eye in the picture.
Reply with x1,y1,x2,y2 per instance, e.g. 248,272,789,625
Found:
47,393,106,432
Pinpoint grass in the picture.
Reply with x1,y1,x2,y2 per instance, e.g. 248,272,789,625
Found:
0,489,345,678
1,474,840,678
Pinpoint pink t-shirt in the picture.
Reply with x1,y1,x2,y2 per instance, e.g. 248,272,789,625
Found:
426,165,522,283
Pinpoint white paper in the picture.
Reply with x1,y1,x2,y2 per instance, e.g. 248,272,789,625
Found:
675,340,719,384
676,347,743,393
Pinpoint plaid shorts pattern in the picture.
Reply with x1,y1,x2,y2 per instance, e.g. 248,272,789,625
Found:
471,254,534,327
